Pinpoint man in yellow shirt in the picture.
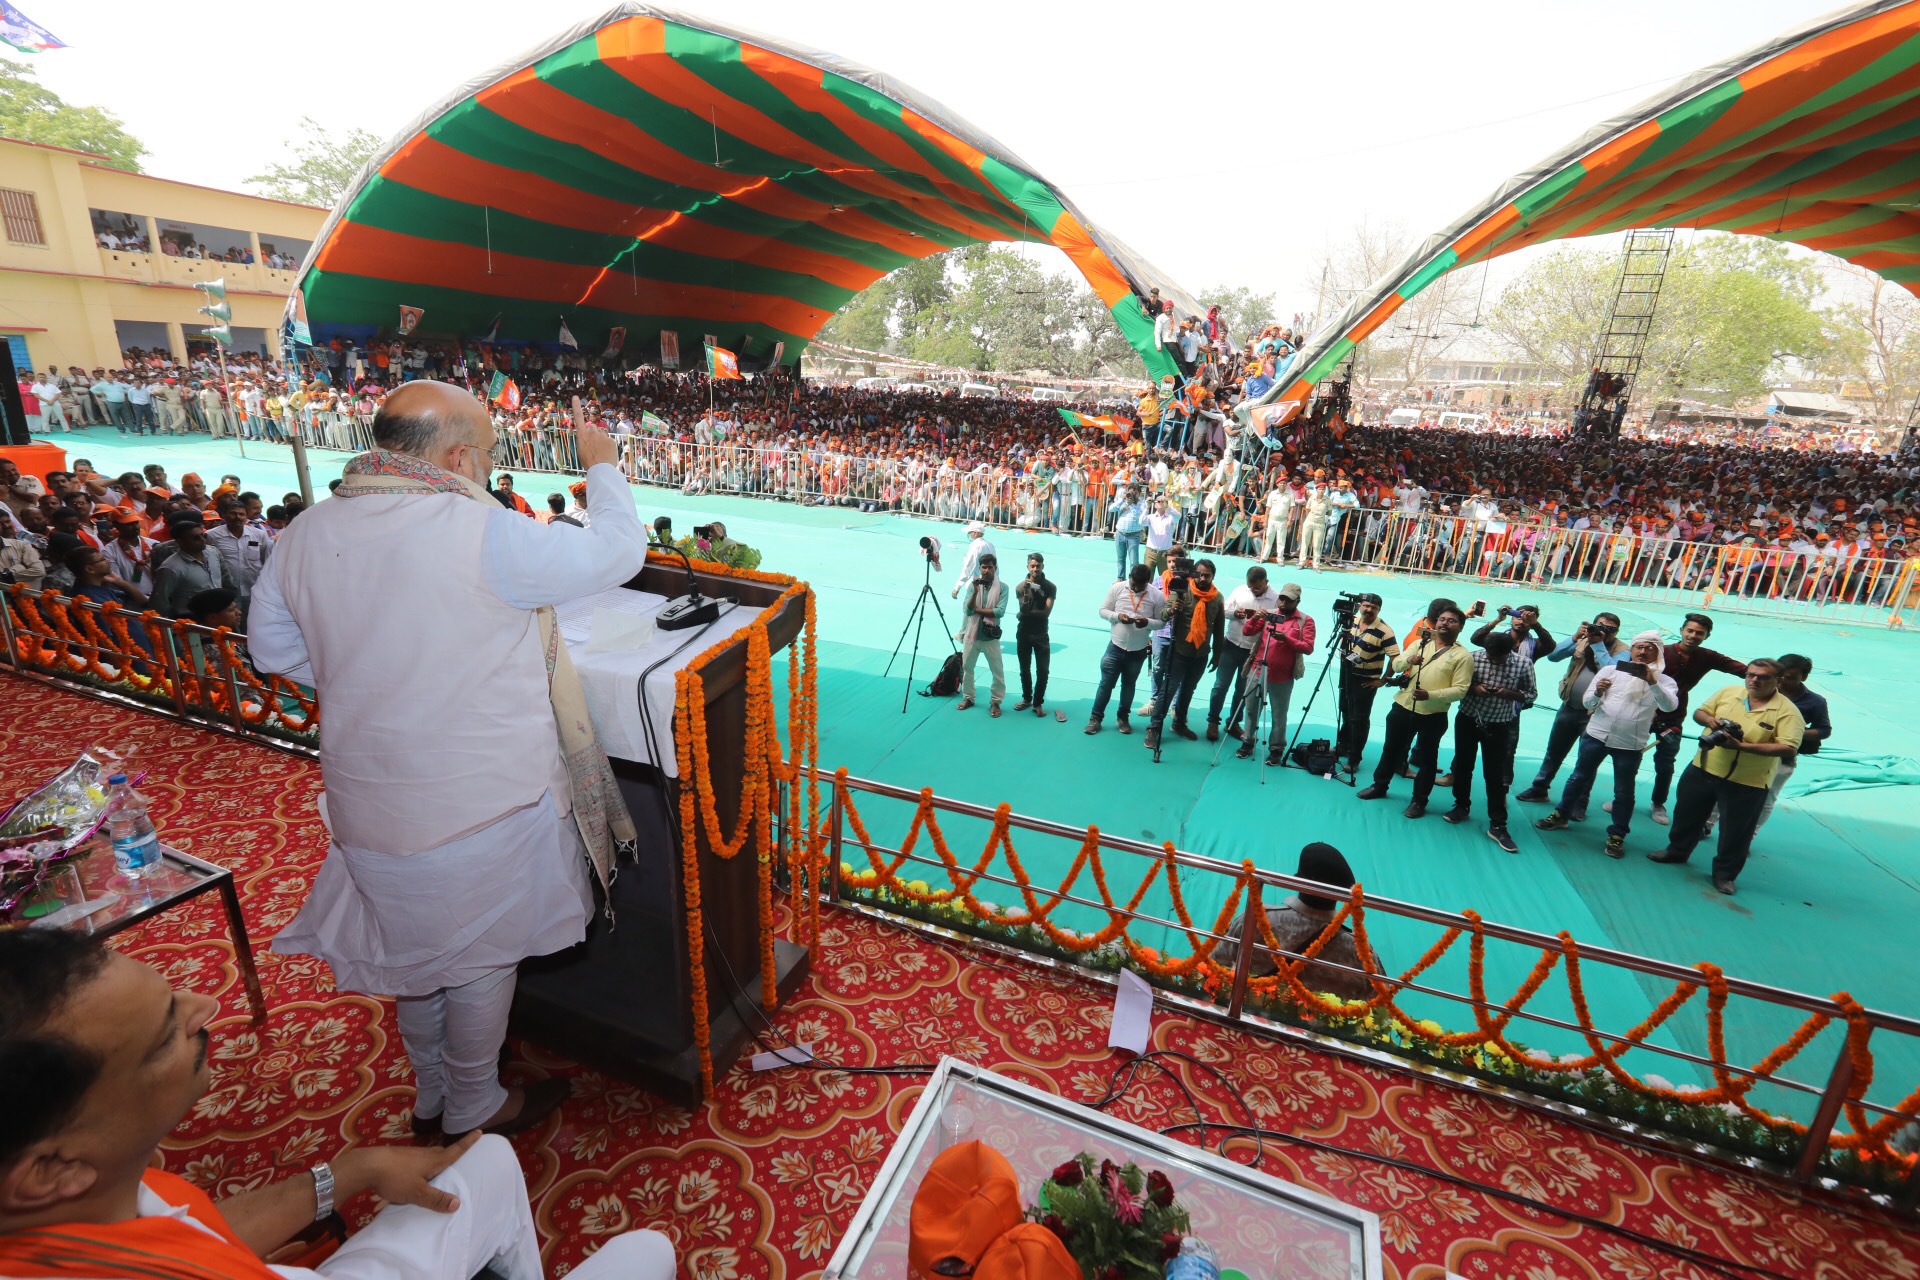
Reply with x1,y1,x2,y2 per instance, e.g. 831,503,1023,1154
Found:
1357,601,1473,817
1647,659,1804,896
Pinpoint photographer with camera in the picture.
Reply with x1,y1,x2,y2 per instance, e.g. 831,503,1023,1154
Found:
1234,582,1317,765
1335,593,1398,773
1442,628,1537,852
1108,484,1148,579
1647,659,1803,895
1358,602,1471,815
1144,558,1223,753
1087,562,1167,735
1209,565,1281,742
1534,630,1676,858
1471,603,1553,662
1515,613,1628,813
954,552,1009,717
1013,552,1057,717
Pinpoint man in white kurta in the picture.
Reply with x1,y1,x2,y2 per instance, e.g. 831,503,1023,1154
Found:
249,382,648,1138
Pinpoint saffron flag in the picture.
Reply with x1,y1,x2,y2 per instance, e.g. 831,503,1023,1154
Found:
498,378,522,411
0,2,64,51
1056,408,1134,439
706,343,742,381
397,305,423,336
660,330,681,369
557,317,578,350
641,411,669,435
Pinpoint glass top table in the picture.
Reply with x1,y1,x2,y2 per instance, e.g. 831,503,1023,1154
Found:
5,841,267,1023
826,1058,1381,1280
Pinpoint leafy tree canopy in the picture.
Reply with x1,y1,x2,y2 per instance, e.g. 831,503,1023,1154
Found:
0,61,146,171
247,116,381,208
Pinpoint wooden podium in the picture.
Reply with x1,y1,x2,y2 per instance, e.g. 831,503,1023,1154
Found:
510,560,811,1105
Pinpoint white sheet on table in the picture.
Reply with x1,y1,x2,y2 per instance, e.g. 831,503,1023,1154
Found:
562,588,759,775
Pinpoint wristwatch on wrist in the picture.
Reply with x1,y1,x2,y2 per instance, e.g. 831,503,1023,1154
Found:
309,1162,335,1222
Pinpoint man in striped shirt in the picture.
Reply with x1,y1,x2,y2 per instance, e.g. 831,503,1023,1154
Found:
1336,593,1399,774
1444,630,1536,853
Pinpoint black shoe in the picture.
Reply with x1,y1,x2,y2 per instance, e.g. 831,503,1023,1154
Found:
1534,810,1569,831
1713,875,1737,896
1442,807,1470,824
1646,849,1690,864
1403,801,1427,819
1515,787,1550,804
1173,722,1198,741
410,1109,444,1139
447,1076,571,1142
1488,826,1519,854
1357,784,1388,800
1235,743,1253,759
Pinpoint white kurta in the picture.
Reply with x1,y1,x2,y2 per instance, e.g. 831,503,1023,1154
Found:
249,463,646,997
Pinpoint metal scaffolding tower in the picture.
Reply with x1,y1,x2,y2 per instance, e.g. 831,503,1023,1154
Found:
1575,228,1677,439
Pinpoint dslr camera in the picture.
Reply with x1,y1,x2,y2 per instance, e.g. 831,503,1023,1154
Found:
1331,591,1362,623
1699,720,1746,751
692,523,719,539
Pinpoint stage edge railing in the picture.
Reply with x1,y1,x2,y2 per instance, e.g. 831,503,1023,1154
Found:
788,766,1920,1207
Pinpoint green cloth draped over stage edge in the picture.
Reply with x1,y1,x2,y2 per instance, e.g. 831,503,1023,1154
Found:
1246,0,1920,427
291,4,1194,376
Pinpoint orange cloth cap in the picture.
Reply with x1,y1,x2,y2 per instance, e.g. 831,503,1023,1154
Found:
909,1141,1023,1280
973,1223,1084,1280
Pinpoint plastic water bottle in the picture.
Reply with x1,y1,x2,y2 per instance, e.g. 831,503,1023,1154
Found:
1164,1237,1220,1280
106,774,162,877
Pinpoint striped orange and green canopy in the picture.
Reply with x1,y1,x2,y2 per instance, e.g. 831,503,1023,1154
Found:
1248,0,1920,429
294,4,1190,378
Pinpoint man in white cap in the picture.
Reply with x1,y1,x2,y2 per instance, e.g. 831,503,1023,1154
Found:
950,519,996,599
1534,629,1677,859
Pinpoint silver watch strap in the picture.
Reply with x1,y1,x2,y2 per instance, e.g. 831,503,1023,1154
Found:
310,1162,335,1221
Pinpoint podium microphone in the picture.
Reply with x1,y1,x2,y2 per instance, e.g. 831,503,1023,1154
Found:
649,536,721,631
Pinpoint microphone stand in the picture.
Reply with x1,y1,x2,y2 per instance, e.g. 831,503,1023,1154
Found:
650,536,721,630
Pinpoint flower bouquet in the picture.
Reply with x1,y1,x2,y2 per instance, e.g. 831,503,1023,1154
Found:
0,748,131,917
1030,1156,1190,1280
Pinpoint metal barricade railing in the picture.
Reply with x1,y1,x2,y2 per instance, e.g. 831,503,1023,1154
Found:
219,419,1919,627
799,767,1920,1196
0,586,319,751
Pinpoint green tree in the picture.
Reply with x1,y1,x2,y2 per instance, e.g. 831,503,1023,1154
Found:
247,117,382,207
0,62,145,170
1486,232,1826,406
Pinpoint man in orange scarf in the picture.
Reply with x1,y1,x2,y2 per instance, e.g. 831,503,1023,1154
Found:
0,930,673,1279
1145,558,1223,754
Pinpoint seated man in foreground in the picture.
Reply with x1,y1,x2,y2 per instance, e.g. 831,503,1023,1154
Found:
0,930,672,1279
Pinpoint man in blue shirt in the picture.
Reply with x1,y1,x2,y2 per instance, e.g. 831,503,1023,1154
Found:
1756,652,1830,829
1108,483,1147,579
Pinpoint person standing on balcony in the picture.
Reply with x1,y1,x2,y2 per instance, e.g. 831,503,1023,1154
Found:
249,383,646,1140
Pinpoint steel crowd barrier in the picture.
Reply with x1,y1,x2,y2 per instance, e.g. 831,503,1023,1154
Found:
232,421,1918,626
1,585,319,748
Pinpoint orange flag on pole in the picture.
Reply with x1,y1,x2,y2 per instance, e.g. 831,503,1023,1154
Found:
705,343,743,381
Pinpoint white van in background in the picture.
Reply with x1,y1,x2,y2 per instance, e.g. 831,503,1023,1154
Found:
958,382,1000,399
1386,407,1423,428
1024,387,1072,403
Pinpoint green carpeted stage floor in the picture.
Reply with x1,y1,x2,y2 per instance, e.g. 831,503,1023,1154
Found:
47,425,1920,1118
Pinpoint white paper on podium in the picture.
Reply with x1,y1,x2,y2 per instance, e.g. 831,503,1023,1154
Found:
554,586,663,646
1107,967,1154,1054
585,608,657,653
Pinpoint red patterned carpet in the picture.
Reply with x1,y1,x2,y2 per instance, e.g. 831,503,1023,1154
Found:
5,672,1918,1280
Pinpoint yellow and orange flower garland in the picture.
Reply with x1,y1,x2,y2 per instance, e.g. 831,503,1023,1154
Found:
656,551,819,1093
824,774,1920,1168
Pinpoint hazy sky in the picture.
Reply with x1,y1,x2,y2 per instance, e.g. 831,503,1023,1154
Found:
22,0,1838,308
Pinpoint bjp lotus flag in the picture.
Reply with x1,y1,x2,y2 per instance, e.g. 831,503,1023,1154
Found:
397,305,424,336
705,343,743,381
495,377,522,411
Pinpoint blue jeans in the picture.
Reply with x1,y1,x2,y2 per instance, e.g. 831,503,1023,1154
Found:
1207,643,1250,727
1090,642,1147,724
1558,733,1642,837
1649,726,1684,806
1528,701,1591,807
1114,530,1142,578
1147,634,1171,705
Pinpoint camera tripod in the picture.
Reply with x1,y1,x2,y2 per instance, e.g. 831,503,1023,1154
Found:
1278,620,1358,787
883,554,958,714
